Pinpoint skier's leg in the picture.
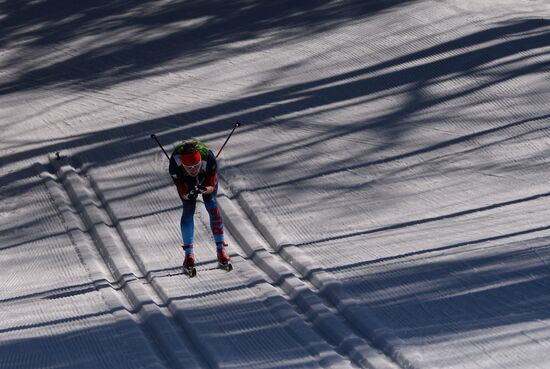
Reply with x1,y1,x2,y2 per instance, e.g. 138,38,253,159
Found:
203,185,230,266
203,184,224,245
180,199,197,252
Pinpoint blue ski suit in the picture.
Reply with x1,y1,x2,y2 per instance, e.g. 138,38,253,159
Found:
169,143,225,253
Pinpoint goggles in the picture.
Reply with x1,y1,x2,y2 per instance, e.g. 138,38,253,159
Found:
182,161,202,172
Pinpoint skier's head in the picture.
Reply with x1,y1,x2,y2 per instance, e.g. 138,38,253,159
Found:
179,141,202,177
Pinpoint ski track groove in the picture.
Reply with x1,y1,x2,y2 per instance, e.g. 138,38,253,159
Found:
44,155,205,369
95,177,354,369
193,204,352,369
216,177,403,369
223,155,493,369
55,156,356,369
5,163,165,369
221,132,550,369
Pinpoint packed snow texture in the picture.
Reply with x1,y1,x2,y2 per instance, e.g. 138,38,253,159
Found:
1,1,549,368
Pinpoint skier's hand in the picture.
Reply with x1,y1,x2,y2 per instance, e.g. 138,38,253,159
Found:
182,193,197,201
183,184,213,200
197,185,214,195
184,187,199,201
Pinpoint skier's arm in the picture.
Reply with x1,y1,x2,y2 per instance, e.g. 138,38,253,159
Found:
169,155,191,200
202,151,218,194
175,180,191,200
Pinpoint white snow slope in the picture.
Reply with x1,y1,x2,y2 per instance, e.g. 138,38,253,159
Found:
1,1,549,368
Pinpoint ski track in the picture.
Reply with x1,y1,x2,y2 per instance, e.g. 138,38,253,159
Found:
41,155,362,369
0,163,165,369
1,0,549,368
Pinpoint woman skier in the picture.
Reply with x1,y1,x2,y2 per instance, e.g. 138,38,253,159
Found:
169,139,231,276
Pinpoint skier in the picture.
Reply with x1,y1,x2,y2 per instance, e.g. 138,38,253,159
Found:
169,139,231,276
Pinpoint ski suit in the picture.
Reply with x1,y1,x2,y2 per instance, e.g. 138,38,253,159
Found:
169,141,225,253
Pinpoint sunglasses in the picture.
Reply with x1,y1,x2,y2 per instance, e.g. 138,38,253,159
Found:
182,162,201,172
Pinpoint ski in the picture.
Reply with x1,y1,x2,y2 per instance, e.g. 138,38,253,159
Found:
183,266,197,278
219,262,233,272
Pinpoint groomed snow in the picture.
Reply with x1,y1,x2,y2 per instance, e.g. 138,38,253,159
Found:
1,1,549,368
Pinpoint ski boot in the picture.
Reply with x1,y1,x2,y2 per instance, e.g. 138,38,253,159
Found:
216,242,233,271
182,245,197,278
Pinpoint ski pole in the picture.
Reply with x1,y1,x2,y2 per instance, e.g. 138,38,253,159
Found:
151,122,241,161
150,134,170,160
216,122,241,159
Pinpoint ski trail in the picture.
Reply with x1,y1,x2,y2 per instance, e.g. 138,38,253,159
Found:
1,163,164,369
219,173,423,369
70,155,355,369
36,164,169,369
216,180,403,369
46,155,205,369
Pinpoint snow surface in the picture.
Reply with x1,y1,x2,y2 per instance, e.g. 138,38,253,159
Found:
1,1,550,368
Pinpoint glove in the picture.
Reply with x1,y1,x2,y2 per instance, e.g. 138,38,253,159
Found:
198,185,215,195
184,185,213,200
184,187,200,201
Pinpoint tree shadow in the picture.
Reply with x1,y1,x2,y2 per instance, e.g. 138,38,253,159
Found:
1,17,548,200
0,266,344,369
0,318,158,369
0,312,340,369
1,5,549,367
340,234,550,331
0,0,411,94
326,233,550,367
291,188,550,249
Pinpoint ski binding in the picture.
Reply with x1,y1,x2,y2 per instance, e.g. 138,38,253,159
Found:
219,262,233,272
183,266,197,278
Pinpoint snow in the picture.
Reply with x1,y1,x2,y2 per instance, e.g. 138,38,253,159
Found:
1,1,550,368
